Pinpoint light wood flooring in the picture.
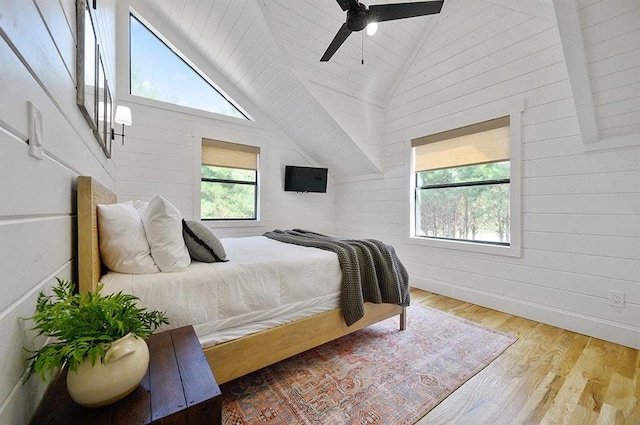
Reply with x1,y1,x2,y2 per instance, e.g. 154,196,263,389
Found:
410,288,639,425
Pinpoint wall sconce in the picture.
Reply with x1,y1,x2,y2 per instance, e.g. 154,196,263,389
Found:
112,105,132,145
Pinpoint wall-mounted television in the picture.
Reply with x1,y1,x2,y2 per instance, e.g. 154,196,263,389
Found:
284,166,328,193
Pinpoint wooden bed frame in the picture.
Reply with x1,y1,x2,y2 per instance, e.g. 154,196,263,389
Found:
77,176,406,384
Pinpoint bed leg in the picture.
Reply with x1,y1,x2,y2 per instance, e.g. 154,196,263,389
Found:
400,307,407,331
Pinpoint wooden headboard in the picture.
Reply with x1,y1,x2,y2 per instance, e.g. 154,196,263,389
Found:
77,176,116,294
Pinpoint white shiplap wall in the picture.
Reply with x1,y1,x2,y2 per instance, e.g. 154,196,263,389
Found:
0,0,117,423
335,0,640,348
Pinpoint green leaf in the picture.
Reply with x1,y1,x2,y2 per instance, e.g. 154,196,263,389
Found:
22,278,169,383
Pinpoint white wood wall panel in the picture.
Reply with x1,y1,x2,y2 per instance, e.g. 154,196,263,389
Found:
401,243,638,302
204,2,249,60
524,193,639,215
34,0,76,80
0,0,117,422
335,0,640,348
1,138,77,218
394,5,512,94
307,84,384,167
523,170,639,196
524,231,640,262
0,217,74,311
0,0,74,107
387,56,568,132
0,264,73,410
579,0,640,139
218,15,260,71
213,4,256,66
524,213,640,238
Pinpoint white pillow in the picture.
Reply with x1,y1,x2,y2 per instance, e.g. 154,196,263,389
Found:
97,202,159,274
139,195,191,272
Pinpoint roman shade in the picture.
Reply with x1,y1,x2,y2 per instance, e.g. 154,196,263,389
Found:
202,139,259,170
412,116,510,172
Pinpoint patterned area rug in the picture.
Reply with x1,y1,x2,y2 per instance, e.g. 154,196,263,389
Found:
221,304,516,424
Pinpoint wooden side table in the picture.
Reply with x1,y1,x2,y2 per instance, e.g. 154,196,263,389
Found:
31,326,222,425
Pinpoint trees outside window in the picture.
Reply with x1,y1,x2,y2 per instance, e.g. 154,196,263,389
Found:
201,166,256,220
416,161,510,244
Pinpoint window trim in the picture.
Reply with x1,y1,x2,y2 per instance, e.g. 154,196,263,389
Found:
407,98,523,257
127,12,251,121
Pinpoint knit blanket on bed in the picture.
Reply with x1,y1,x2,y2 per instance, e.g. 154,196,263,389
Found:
263,229,410,326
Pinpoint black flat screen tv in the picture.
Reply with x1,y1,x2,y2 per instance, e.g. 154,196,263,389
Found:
284,166,328,193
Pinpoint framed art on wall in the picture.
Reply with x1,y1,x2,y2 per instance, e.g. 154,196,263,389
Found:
77,0,114,158
95,48,106,150
103,80,112,158
76,0,98,132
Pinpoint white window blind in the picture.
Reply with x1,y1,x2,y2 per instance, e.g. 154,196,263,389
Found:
202,139,259,170
412,116,510,172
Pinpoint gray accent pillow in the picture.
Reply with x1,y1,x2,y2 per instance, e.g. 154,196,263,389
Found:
182,220,228,263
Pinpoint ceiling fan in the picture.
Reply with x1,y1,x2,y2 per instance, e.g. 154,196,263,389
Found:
320,0,444,62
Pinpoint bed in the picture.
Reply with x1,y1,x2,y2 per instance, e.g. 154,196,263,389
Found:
77,176,407,384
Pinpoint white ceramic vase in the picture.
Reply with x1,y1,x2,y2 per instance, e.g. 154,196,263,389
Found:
66,333,150,408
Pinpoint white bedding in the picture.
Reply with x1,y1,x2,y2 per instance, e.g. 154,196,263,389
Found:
100,236,342,347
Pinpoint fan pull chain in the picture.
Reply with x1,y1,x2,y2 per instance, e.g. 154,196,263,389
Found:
361,31,364,65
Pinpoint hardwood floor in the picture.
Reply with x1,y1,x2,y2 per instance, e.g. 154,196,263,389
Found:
410,288,639,425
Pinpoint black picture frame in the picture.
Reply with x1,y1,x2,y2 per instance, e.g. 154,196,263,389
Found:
104,80,112,158
76,0,98,132
94,47,107,152
77,0,113,158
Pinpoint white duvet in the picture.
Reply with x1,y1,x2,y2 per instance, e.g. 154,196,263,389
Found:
100,236,342,347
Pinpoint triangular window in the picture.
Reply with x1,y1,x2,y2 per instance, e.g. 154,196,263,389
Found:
129,14,248,120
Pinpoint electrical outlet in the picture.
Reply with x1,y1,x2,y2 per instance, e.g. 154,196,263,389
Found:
609,290,625,308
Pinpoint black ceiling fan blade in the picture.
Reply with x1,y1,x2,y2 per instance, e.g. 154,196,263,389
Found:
320,23,353,62
368,1,444,23
336,0,360,11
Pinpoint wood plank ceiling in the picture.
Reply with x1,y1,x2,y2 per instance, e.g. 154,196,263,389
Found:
138,0,442,178
134,0,635,176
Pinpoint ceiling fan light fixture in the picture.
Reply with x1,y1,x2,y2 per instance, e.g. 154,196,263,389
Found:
366,21,378,36
321,0,444,62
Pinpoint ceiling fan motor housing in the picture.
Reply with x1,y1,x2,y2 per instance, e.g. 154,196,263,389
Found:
347,4,369,32
321,0,444,62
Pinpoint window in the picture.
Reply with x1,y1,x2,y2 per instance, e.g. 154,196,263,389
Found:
129,14,248,120
201,139,259,220
412,116,511,245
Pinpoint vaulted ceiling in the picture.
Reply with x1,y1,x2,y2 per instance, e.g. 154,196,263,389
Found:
134,0,638,178
136,0,444,178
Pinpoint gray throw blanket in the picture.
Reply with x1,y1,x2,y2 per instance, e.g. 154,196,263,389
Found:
263,229,410,326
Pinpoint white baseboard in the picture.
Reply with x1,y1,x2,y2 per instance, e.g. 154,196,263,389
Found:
411,275,640,350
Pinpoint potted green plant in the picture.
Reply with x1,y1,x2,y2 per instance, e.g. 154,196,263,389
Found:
24,278,169,407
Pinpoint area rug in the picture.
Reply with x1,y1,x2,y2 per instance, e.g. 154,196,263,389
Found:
221,305,516,425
